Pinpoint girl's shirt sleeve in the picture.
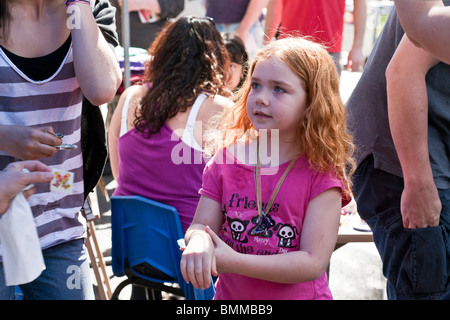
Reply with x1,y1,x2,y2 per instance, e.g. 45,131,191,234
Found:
198,150,224,204
310,169,351,208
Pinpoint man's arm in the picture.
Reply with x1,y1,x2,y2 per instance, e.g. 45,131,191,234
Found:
394,0,450,64
263,0,282,44
235,0,268,46
386,35,441,228
347,0,366,71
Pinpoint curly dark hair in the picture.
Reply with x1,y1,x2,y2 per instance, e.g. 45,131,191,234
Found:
134,16,231,135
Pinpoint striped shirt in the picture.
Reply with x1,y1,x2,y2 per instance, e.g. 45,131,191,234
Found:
0,43,86,251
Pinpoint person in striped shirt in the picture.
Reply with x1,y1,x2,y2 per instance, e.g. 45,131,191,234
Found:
0,0,121,300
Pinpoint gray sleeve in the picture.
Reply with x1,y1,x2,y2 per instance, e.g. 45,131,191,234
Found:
92,0,120,48
158,0,185,19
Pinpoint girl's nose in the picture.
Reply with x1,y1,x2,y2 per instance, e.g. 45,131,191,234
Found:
255,90,269,107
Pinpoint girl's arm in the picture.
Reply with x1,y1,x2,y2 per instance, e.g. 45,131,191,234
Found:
180,195,224,289
206,188,342,284
69,3,122,105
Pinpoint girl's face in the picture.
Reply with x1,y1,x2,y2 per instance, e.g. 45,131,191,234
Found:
246,57,308,141
226,62,243,91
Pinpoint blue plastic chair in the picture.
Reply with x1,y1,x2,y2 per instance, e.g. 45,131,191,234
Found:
110,195,215,300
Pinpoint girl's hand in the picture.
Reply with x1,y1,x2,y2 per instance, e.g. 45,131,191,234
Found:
180,227,217,290
205,225,238,274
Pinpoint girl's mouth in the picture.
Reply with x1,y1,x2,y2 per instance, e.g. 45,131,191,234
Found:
254,110,271,118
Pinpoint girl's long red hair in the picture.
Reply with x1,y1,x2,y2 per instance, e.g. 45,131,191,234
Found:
218,37,356,198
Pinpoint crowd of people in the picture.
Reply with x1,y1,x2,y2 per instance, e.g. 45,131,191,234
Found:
0,0,449,301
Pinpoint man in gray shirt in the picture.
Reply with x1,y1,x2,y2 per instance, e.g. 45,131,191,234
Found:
347,5,450,299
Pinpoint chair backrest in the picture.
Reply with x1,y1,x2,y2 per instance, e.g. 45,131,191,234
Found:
110,195,215,300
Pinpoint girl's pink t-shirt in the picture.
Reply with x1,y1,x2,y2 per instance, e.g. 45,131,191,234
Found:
200,148,349,300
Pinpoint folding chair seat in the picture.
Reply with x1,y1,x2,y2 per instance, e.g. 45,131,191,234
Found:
110,195,215,300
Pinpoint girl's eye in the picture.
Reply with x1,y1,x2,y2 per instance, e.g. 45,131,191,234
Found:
274,86,285,93
250,82,260,90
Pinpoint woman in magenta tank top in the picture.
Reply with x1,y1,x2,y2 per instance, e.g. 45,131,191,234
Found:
108,16,233,232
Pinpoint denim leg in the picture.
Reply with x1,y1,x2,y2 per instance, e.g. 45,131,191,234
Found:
353,155,450,299
328,52,342,77
0,273,15,300
0,239,94,300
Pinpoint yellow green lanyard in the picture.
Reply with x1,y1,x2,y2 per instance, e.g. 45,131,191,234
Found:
254,139,297,217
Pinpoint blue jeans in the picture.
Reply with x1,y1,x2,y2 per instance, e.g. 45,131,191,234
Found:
0,239,94,300
353,155,450,300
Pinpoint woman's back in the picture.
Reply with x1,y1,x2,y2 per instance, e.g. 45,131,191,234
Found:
108,16,233,231
114,119,206,232
111,86,231,231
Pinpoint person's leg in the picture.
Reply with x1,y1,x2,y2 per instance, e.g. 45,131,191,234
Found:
0,267,16,300
216,23,237,35
19,239,95,300
353,155,450,299
328,52,342,77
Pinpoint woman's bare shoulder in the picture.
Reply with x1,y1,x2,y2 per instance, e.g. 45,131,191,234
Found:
202,94,234,114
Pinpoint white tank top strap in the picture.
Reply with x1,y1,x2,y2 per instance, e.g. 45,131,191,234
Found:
181,93,207,151
119,85,140,137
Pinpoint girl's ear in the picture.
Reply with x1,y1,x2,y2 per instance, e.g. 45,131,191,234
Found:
302,104,311,120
